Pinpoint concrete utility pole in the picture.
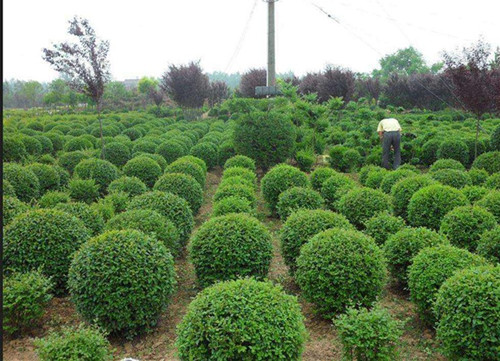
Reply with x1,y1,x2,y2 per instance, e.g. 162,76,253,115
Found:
265,0,277,87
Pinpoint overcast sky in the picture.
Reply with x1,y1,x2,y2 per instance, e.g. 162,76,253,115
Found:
3,0,500,82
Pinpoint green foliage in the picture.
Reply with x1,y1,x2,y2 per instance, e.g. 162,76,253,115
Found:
472,151,500,174
477,227,500,263
408,245,488,326
155,172,203,213
3,179,16,197
338,188,392,229
437,139,469,165
364,212,406,245
35,324,114,361
64,137,94,152
107,176,147,197
3,196,29,226
384,227,449,287
3,270,53,335
212,196,255,217
261,164,309,212
420,139,441,166
335,306,403,361
74,158,119,194
380,169,417,194
156,140,186,164
276,186,324,220
3,136,27,162
219,175,255,191
102,142,130,167
234,110,296,170
38,191,70,208
359,165,384,186
165,159,206,187
295,149,315,172
18,134,42,155
214,184,257,208
366,170,389,190
58,151,89,173
55,202,105,236
190,142,218,170
485,172,500,189
296,228,386,318
123,156,162,188
27,163,60,194
222,166,257,186
328,145,348,171
224,155,256,172
461,185,489,203
176,278,307,361
490,125,500,151
476,190,500,222
310,167,338,192
69,179,100,204
391,175,436,219
469,168,489,185
434,266,500,361
407,184,468,230
430,169,472,188
3,163,40,202
69,230,176,338
429,158,465,172
343,148,362,172
176,155,208,174
280,209,354,274
4,209,90,293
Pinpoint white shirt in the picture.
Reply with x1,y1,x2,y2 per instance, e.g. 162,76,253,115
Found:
377,118,402,132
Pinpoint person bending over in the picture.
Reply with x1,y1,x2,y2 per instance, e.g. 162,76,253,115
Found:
377,117,402,170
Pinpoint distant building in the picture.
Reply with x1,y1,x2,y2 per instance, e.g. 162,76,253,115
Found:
123,78,140,90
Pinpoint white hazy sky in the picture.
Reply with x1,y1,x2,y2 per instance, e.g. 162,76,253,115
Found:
3,0,500,82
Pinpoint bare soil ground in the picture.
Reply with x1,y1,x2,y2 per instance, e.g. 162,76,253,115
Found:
3,168,445,360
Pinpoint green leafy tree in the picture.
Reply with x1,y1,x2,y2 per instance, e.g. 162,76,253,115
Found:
373,47,430,79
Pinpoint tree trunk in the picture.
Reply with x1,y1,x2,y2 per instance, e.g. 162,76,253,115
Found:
97,101,106,159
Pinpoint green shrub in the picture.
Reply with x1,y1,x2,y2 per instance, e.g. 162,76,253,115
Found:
217,140,236,166
176,278,307,361
55,202,105,236
64,137,94,152
3,163,40,202
154,173,203,214
276,186,324,220
74,158,119,193
122,156,162,188
102,190,129,213
190,142,218,170
27,163,60,194
214,184,257,208
364,212,406,245
476,190,500,222
365,168,388,189
190,214,272,288
38,154,56,164
380,169,418,194
461,185,489,203
176,155,208,174
156,140,186,164
234,110,296,170
127,191,193,248
3,136,27,162
34,135,54,155
3,179,16,197
437,139,469,165
328,145,348,171
440,205,497,251
280,209,353,274
45,132,65,152
261,164,309,212
212,196,254,217
472,151,500,174
430,169,472,188
335,306,403,361
222,166,257,186
384,227,449,287
407,184,468,230
3,270,52,335
38,191,70,208
219,175,256,191
320,174,358,213
165,159,206,187
310,167,338,191
477,227,500,263
69,179,100,204
485,172,500,189
3,196,29,226
108,176,147,197
224,155,256,172
132,139,157,154
4,209,90,293
343,148,362,172
491,125,500,151
420,139,441,166
58,151,89,173
295,149,315,172
429,158,465,172
391,175,436,219
434,265,499,361
134,152,168,171
101,142,130,167
468,168,489,185
35,324,114,361
338,188,392,229
69,230,175,338
18,135,42,155
408,245,488,326
296,228,386,318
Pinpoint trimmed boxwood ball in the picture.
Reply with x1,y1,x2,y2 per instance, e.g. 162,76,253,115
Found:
224,155,256,172
214,184,257,208
222,166,257,186
430,169,471,188
384,227,449,287
38,191,70,208
212,196,254,217
3,179,16,198
407,245,488,326
261,164,309,212
189,214,273,288
217,141,235,166
165,160,206,188
176,155,207,174
27,163,60,194
365,168,389,189
74,158,119,194
123,156,162,188
492,124,500,151
68,230,176,338
437,139,469,165
4,209,90,293
127,191,194,248
420,139,441,166
434,265,500,360
477,227,500,263
101,142,130,167
176,278,307,361
3,163,40,202
63,137,94,152
338,188,391,229
440,205,497,251
472,151,500,174
3,196,29,226
132,139,157,154
310,167,338,192
468,168,489,185
108,176,147,197
359,165,384,186
134,152,168,171
190,142,218,170
156,140,186,164
58,151,89,174
154,173,203,214
219,175,256,191
3,136,27,162
18,135,42,155
476,190,500,221
380,169,418,194
364,212,406,246
461,185,489,203
429,158,465,172
276,187,324,220
295,228,386,318
407,184,468,230
391,175,437,219
280,209,354,274
320,173,357,212
105,209,180,254
485,172,500,189
55,202,105,236
34,135,54,155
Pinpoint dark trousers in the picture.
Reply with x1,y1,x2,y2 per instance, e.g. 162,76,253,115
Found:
382,131,401,170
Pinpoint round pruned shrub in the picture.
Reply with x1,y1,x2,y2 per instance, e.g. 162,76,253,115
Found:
38,191,70,208
485,172,500,189
108,176,147,197
338,188,392,229
276,186,324,220
421,139,441,166
189,214,272,288
123,156,162,188
491,125,500,151
280,209,354,274
219,175,256,191
440,205,497,251
218,140,236,167
364,212,406,246
468,168,489,185
74,158,119,194
320,173,357,211
3,136,27,162
102,142,130,167
63,137,94,152
310,167,338,192
176,278,307,361
380,169,418,194
3,270,53,335
391,175,437,219
212,196,254,217
224,154,256,172
3,179,16,198
359,165,384,186
296,228,386,318
261,164,309,212
3,163,40,202
295,149,315,172
214,183,257,209
408,245,488,326
69,179,100,204
430,169,471,188
461,185,489,203
154,173,203,214
55,202,105,236
18,135,42,155
176,155,207,174
434,265,500,361
4,209,90,293
384,227,449,287
476,190,500,222
407,184,468,230
477,227,500,264
365,168,388,189
437,139,469,165
222,166,257,186
34,135,54,155
134,152,168,171
165,159,206,188
127,191,194,248
156,140,186,164
27,163,60,194
429,158,465,172
132,139,157,154
3,196,29,226
69,230,176,338
472,151,500,175
190,142,218,170
58,151,89,174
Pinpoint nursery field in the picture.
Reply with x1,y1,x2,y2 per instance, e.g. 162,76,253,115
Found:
3,94,500,361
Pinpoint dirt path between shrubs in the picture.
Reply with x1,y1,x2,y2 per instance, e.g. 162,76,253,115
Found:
3,168,446,361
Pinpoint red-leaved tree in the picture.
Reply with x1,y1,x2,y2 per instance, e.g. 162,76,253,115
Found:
160,61,209,108
239,68,267,98
317,66,355,103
